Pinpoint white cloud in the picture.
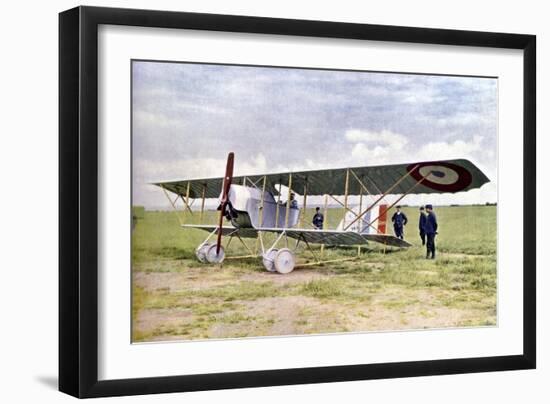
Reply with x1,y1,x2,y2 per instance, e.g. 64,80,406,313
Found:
400,87,446,105
343,129,495,205
345,129,408,146
133,110,187,130
346,129,486,167
436,112,490,127
351,143,403,162
175,101,230,115
135,128,495,209
345,129,409,166
416,135,483,161
133,153,270,208
403,93,441,104
136,153,271,183
131,61,497,208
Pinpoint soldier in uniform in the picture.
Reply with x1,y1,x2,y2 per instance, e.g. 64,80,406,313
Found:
312,207,324,230
391,205,408,239
424,204,438,259
418,206,427,245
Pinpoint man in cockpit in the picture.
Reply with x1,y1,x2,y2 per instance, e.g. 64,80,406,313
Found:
288,192,298,209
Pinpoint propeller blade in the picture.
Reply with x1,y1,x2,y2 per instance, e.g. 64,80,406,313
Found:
216,152,234,255
216,202,226,255
222,152,234,201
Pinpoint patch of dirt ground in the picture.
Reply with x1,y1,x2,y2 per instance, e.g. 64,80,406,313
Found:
239,268,331,285
345,289,494,332
133,263,495,342
134,266,244,292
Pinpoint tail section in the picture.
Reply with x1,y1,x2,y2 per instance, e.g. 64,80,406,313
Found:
377,204,388,234
337,204,388,235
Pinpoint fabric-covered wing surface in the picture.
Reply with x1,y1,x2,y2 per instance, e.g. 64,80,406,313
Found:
181,224,258,238
183,225,410,247
153,159,489,198
360,234,412,248
277,229,411,247
263,228,369,246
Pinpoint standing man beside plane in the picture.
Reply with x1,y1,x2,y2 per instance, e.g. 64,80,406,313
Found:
424,204,438,259
391,206,408,240
312,207,324,230
418,206,427,245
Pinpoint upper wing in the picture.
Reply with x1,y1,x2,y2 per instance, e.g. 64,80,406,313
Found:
183,225,411,247
152,159,489,198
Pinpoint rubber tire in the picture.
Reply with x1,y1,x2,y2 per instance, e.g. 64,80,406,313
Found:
195,243,212,263
206,244,225,264
274,248,296,274
262,249,279,272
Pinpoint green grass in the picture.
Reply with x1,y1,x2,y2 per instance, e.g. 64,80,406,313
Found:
300,279,344,298
132,205,497,341
132,205,496,260
132,205,145,219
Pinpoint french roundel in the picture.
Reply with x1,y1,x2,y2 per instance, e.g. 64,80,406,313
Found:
407,162,472,192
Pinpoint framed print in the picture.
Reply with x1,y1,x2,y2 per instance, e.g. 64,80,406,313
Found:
59,6,536,398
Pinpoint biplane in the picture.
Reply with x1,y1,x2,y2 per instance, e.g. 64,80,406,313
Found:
153,153,489,274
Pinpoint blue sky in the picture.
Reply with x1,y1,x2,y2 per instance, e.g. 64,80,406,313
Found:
132,61,497,209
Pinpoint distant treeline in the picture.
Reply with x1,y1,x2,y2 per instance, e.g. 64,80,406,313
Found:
448,202,497,207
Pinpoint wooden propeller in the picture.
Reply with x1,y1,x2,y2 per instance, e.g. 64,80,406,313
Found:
216,152,234,254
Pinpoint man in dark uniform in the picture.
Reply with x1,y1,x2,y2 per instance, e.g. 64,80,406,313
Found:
391,205,408,239
424,204,438,259
418,206,427,245
312,207,324,230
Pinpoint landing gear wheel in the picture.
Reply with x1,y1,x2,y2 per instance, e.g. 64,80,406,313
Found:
195,243,212,263
262,249,279,272
206,244,225,264
274,248,296,274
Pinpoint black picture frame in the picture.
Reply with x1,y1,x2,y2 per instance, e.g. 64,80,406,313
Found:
59,5,536,398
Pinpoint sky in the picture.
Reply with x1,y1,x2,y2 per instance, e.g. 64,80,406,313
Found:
132,60,498,209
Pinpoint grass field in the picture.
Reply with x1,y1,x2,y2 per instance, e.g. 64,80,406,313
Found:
132,205,497,342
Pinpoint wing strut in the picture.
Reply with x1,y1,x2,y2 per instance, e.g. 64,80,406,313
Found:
344,164,420,231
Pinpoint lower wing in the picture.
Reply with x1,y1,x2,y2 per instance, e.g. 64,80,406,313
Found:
181,224,258,238
182,225,411,248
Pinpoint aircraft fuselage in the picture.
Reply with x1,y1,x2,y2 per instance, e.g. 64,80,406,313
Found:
223,184,300,229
